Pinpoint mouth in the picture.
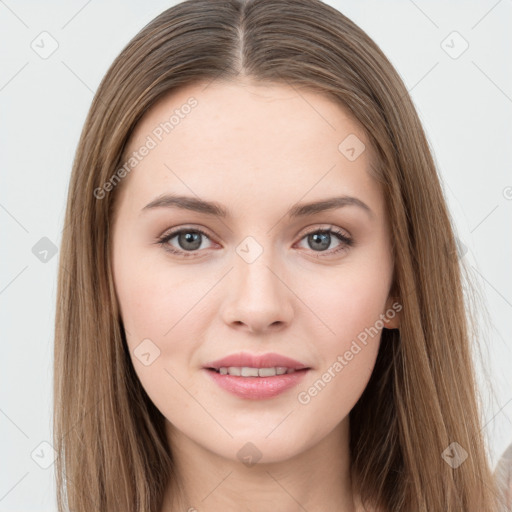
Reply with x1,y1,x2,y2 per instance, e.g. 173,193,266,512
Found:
205,366,310,376
202,351,311,373
203,366,311,399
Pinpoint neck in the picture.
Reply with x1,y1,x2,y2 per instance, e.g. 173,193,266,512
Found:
160,418,357,512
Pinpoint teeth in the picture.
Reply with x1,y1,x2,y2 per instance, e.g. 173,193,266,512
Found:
217,366,294,377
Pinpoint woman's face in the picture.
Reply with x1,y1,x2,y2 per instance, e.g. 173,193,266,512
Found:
111,78,399,464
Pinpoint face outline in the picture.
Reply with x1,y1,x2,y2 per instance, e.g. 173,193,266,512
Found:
110,77,399,470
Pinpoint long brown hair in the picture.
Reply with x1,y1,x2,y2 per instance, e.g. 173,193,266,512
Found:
53,0,500,510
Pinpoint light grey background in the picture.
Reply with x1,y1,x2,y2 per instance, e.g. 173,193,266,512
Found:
1,0,511,510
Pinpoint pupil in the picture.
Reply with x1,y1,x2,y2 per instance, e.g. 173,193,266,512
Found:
180,232,201,250
310,232,329,251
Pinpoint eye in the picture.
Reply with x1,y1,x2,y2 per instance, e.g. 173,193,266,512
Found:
157,226,214,257
295,226,353,256
156,225,353,258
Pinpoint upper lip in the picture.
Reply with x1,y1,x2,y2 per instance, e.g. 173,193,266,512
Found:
203,352,310,371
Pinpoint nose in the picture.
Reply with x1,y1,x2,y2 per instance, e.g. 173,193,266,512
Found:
220,248,294,334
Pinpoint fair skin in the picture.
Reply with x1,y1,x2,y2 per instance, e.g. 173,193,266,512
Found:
111,78,399,512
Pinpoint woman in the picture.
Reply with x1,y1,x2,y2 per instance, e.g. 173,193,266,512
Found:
53,0,502,510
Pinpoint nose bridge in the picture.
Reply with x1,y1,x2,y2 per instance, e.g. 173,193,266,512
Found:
222,233,293,330
233,233,283,300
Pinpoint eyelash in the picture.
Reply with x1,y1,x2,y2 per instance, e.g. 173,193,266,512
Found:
156,225,354,259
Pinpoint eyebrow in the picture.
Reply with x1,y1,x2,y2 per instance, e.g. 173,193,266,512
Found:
141,193,374,219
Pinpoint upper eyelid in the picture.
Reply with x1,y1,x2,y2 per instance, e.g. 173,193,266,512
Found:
160,223,351,241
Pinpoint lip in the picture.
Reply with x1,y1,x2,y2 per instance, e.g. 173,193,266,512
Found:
202,351,311,400
203,351,310,371
204,367,310,400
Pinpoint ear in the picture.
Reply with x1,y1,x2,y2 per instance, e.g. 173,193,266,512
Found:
382,295,401,330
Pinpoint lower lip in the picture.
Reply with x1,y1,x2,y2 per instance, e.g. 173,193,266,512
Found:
203,368,310,400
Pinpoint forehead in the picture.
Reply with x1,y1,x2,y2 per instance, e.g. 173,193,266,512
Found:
118,79,384,219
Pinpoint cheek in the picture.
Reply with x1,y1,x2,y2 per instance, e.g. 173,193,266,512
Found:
113,260,168,339
112,253,202,413
296,264,388,402
304,262,390,346
295,309,383,423
112,245,214,384
113,238,194,340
